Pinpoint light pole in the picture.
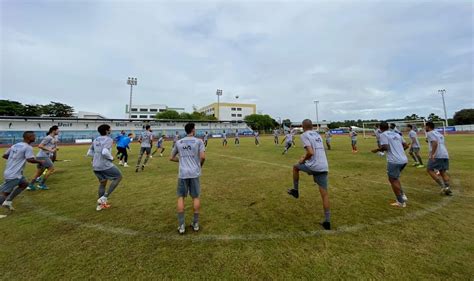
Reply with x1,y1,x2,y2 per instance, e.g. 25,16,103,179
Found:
127,77,138,119
216,89,223,120
313,100,319,131
438,89,448,128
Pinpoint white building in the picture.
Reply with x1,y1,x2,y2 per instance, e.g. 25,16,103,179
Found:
73,111,107,119
125,104,185,120
198,102,256,121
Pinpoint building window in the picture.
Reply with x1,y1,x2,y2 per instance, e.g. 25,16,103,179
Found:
231,114,236,117
231,108,236,111
131,108,138,112
131,115,138,118
159,109,166,112
237,108,242,111
237,114,242,117
149,115,155,119
140,108,148,112
139,115,148,118
150,109,158,112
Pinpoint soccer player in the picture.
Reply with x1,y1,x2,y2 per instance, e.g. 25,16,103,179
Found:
273,129,279,145
152,135,166,157
136,125,154,172
287,119,331,230
254,131,260,146
349,127,358,153
114,130,126,158
325,128,332,150
87,124,123,211
374,124,385,156
425,122,452,195
222,130,228,147
172,131,180,148
234,130,240,146
390,123,402,136
1,131,44,213
203,131,209,147
117,133,133,167
371,122,409,207
282,131,293,154
28,125,59,191
170,123,206,234
407,124,424,168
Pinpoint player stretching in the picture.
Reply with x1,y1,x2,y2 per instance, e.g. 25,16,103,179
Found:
172,131,180,148
425,122,452,195
136,125,154,172
254,131,260,146
28,126,59,191
349,127,358,153
170,123,206,234
287,120,331,230
372,122,409,207
1,132,44,215
87,125,123,211
407,124,424,168
117,133,133,167
152,135,166,157
325,128,332,150
273,129,279,145
203,131,209,147
222,130,228,147
234,130,240,146
282,131,293,154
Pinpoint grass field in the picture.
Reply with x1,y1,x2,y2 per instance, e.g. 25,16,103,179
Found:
1,134,473,280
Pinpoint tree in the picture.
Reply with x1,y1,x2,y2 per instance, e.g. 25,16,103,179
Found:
453,109,474,125
21,104,43,116
244,114,278,131
179,112,193,120
0,100,25,116
282,119,292,128
427,113,442,121
156,110,181,120
42,101,74,117
404,114,420,120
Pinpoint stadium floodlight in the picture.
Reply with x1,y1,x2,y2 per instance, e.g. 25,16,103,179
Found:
438,89,448,131
127,77,138,119
216,89,223,120
313,100,319,131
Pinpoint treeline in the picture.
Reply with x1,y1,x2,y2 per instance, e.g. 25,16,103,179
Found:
155,110,217,121
0,100,75,117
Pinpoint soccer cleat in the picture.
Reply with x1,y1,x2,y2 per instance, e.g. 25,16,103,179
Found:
38,184,49,190
320,221,331,230
402,194,408,202
412,163,419,167
2,201,15,211
0,215,7,219
141,165,145,171
443,187,453,196
287,188,299,199
27,184,37,191
190,222,200,232
390,201,406,208
119,160,123,166
160,153,163,157
96,204,103,211
149,155,153,159
135,167,139,173
416,164,425,168
123,163,129,167
178,224,186,234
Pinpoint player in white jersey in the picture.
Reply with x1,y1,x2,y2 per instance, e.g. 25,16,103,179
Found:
170,123,206,234
273,129,279,145
135,125,154,172
1,131,44,214
87,125,123,211
172,131,180,148
324,128,332,150
203,131,209,147
234,130,240,146
407,124,424,168
152,135,165,157
287,120,331,230
28,126,59,191
390,123,402,136
425,122,452,195
374,124,385,156
254,131,260,146
349,127,358,153
222,130,228,147
282,131,293,154
372,122,409,207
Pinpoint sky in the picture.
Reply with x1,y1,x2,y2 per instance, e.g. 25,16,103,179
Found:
1,0,473,122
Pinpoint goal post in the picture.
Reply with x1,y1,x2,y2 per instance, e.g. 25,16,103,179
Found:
361,119,445,139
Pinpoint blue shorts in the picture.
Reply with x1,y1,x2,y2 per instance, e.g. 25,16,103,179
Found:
1,177,28,193
294,163,328,189
36,157,54,169
387,163,406,179
409,147,420,153
94,166,122,181
351,140,357,146
428,158,449,171
140,147,152,155
177,178,201,198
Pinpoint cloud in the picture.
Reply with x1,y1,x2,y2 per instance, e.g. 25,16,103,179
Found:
1,0,472,121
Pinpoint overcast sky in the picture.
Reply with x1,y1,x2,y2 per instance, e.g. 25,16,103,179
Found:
1,0,472,121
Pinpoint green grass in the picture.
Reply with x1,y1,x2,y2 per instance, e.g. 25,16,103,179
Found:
1,135,473,280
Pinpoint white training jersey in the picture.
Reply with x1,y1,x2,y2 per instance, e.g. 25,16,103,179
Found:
408,130,420,148
300,131,328,172
379,131,408,164
427,130,449,159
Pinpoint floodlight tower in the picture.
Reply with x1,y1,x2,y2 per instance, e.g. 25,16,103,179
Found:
438,89,448,128
313,100,320,131
216,89,223,120
127,77,138,119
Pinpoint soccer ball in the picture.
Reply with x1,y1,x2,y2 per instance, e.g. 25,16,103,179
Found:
235,95,239,99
